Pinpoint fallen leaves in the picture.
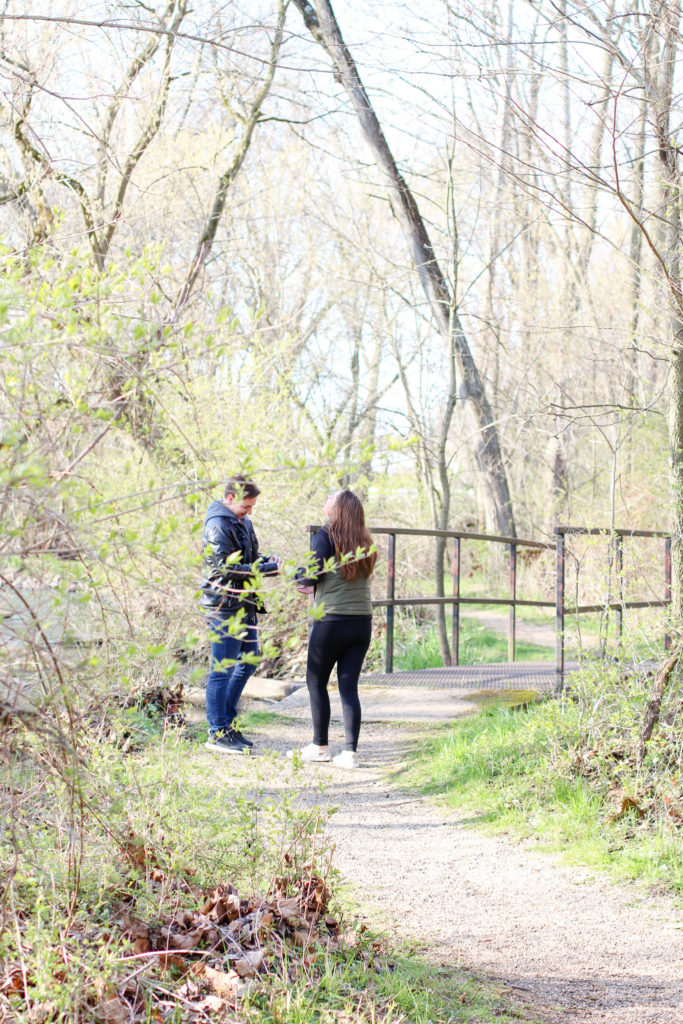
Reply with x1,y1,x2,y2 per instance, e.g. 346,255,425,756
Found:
94,997,130,1023
571,745,683,831
0,864,349,1023
606,788,646,823
199,964,243,998
234,950,264,977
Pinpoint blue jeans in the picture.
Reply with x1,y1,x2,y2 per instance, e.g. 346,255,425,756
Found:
205,612,259,735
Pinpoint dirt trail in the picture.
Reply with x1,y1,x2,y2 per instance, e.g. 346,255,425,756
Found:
233,685,683,1024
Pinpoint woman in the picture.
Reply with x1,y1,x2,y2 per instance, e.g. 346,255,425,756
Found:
293,490,377,768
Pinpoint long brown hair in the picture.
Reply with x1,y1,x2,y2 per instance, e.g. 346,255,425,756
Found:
327,490,377,581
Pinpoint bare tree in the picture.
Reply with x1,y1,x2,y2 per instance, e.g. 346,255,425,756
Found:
491,0,683,610
4,0,189,265
291,0,517,537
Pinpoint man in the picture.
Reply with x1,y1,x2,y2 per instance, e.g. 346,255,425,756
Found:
200,475,282,753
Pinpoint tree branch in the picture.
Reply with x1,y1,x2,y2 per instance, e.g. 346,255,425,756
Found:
169,0,289,323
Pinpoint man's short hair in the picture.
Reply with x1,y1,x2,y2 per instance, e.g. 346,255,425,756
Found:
224,475,261,500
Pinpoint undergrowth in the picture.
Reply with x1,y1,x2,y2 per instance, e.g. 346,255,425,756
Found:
2,695,534,1023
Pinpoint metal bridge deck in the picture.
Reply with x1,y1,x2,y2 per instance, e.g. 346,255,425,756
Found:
360,660,575,691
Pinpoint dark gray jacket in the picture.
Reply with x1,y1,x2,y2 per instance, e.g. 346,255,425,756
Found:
200,500,278,616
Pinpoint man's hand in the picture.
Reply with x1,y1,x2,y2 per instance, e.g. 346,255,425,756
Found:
296,584,314,595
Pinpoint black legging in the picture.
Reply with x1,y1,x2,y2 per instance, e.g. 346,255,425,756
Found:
305,616,372,752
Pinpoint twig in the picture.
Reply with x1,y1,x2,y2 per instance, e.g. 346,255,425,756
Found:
638,641,682,764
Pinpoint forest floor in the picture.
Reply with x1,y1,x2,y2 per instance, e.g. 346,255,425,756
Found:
212,684,683,1024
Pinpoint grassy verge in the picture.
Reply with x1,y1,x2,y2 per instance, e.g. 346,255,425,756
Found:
398,688,683,893
391,618,552,671
2,701,537,1023
240,935,537,1024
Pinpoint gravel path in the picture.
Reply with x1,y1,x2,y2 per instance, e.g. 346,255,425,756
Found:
220,690,683,1023
323,723,683,1024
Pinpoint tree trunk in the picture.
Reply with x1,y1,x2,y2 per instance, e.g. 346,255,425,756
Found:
651,0,683,616
669,329,683,618
293,0,516,537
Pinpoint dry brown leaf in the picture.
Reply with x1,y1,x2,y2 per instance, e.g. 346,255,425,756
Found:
133,936,150,955
194,995,229,1012
169,932,200,951
157,953,187,972
275,896,300,919
94,997,130,1023
1,968,25,993
290,929,310,947
234,950,264,977
203,965,241,998
607,790,644,822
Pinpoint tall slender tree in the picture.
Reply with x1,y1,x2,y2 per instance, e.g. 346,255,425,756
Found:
291,0,517,536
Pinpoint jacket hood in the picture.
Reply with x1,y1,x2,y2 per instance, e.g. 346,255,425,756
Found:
204,500,249,525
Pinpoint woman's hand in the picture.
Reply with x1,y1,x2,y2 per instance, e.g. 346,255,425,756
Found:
296,584,314,595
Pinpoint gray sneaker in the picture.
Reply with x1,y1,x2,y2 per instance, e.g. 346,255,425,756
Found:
206,731,249,754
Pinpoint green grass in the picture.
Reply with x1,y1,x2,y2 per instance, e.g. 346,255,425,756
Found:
242,935,537,1024
384,607,669,671
238,708,282,727
398,699,683,893
394,618,552,671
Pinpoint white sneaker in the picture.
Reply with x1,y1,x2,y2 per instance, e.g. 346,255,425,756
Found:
333,750,358,769
287,743,331,762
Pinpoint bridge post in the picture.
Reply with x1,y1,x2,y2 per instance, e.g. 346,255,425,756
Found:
555,527,565,693
508,542,516,662
385,532,395,674
452,537,460,665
